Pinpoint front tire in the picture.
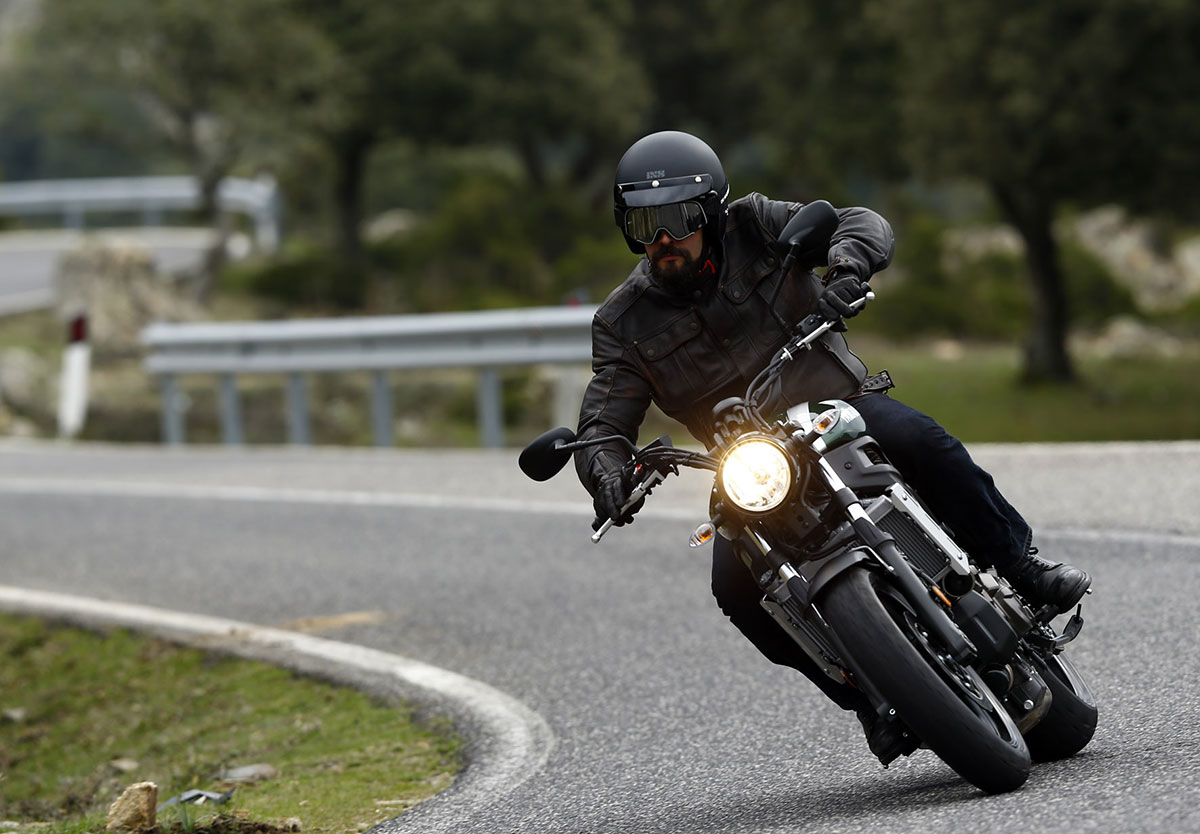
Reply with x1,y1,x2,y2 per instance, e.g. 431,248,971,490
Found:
820,567,1031,794
1023,651,1098,761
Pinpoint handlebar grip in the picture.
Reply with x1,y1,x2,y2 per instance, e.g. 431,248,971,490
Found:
591,515,607,532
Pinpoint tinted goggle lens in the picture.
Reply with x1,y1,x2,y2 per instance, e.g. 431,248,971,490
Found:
624,201,707,245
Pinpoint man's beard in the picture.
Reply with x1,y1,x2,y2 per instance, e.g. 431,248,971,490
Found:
649,244,707,294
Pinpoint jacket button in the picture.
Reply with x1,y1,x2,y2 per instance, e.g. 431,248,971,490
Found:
732,290,742,299
690,322,699,330
723,338,731,346
647,348,656,357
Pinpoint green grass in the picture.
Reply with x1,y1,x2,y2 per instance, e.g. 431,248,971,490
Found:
0,614,460,834
853,338,1200,442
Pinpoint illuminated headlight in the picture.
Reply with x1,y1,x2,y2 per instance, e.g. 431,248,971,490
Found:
718,436,794,513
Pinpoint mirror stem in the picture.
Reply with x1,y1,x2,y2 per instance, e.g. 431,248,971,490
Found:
766,247,800,330
558,435,637,455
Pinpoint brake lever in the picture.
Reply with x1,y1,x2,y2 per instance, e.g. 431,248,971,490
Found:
782,290,875,359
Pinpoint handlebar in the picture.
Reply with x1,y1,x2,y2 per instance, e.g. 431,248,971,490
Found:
585,292,875,543
746,289,874,409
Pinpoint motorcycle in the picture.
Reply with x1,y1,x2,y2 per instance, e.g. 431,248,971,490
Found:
518,200,1097,794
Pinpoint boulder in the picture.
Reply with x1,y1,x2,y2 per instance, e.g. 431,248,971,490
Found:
53,237,206,356
106,781,157,832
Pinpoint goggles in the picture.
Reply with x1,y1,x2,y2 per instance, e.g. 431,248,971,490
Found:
623,201,708,245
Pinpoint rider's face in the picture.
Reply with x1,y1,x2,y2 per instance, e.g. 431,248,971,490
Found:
646,227,704,278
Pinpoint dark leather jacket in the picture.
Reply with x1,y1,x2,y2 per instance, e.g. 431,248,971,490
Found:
575,193,895,493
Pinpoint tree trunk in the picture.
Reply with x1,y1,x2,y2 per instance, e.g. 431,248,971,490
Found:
333,129,374,264
989,181,1075,383
182,113,235,304
197,170,228,300
516,138,546,189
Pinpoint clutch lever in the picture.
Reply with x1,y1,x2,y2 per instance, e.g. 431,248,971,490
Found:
591,468,668,543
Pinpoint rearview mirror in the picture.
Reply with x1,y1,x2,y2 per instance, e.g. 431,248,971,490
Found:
518,426,577,481
777,199,839,269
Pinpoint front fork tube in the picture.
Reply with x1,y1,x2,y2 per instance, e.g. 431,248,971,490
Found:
813,457,978,664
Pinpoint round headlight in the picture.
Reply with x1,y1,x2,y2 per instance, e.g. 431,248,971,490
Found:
719,436,794,513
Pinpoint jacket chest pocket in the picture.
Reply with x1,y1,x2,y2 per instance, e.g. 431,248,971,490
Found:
634,309,738,413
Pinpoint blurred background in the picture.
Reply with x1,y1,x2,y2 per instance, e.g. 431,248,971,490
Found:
0,0,1198,446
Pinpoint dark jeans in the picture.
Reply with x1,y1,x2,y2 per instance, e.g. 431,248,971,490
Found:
709,392,1032,710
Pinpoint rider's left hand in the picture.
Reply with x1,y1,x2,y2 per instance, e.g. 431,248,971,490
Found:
818,268,871,322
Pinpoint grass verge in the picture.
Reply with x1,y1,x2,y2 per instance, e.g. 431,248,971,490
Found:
0,613,460,834
852,337,1200,442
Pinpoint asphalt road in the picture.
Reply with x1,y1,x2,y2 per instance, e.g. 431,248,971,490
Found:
1,439,1198,833
0,228,214,315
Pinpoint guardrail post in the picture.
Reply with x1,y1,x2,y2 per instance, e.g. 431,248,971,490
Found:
218,373,244,445
160,374,185,445
552,366,588,431
370,371,392,447
287,373,310,445
477,368,503,448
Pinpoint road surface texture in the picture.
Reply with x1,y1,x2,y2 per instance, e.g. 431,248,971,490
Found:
1,438,1197,833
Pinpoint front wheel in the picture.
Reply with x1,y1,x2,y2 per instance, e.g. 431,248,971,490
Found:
820,567,1031,794
1022,651,1098,761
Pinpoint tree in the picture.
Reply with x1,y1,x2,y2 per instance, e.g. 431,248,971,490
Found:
436,0,649,193
872,0,1200,381
289,0,649,265
19,0,334,290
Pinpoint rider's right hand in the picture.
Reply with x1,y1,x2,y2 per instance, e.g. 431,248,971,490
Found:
594,469,644,527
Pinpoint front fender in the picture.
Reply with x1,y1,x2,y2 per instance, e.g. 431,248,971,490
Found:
804,545,889,604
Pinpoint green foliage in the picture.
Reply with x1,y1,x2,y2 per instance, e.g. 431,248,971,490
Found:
221,243,370,311
1060,238,1138,327
6,0,1200,369
859,214,1135,341
224,168,637,312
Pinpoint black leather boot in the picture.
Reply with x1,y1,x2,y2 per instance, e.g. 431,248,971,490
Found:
1006,548,1092,612
855,705,919,767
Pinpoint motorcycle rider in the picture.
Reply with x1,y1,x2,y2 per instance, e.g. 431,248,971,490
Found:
574,130,1092,765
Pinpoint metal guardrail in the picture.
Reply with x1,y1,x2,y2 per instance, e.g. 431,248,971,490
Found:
140,306,598,447
0,175,281,251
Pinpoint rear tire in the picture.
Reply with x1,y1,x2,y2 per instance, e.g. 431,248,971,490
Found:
1023,651,1098,761
820,567,1030,794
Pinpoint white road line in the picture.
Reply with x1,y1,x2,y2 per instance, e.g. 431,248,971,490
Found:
0,476,698,521
0,585,556,817
2,477,1199,547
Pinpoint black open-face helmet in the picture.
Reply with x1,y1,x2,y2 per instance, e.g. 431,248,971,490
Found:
613,131,730,255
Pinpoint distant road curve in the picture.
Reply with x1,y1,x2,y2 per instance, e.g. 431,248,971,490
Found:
0,227,221,316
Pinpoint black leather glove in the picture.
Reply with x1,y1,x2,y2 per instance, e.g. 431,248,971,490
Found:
818,268,871,322
594,468,645,527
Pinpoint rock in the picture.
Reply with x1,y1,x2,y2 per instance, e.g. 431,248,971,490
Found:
109,758,139,773
1,707,27,723
0,348,51,414
279,818,302,832
219,763,277,784
53,237,207,356
364,209,417,243
1073,316,1193,360
106,781,157,832
1072,206,1200,312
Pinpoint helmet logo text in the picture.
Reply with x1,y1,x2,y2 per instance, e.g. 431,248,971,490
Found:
645,169,666,179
